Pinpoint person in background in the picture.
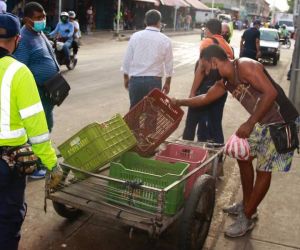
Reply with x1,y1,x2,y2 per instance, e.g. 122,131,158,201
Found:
68,10,80,56
279,24,289,43
49,11,74,66
122,9,173,108
14,2,59,178
240,19,261,60
183,19,234,144
0,0,6,13
221,22,232,43
86,5,94,34
184,13,192,31
0,13,62,250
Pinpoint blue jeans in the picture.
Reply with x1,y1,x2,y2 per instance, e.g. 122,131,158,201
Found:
62,39,73,64
0,159,26,250
128,76,162,109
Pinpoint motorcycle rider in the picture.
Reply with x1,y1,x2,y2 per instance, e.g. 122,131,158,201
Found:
49,11,74,65
68,10,80,56
279,24,289,44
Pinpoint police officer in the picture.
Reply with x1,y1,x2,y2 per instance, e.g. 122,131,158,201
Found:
0,13,62,250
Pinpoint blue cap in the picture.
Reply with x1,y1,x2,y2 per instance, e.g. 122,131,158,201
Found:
253,20,261,26
0,13,20,39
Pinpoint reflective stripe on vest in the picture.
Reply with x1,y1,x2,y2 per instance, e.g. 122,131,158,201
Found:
20,102,44,119
29,132,50,144
0,61,26,139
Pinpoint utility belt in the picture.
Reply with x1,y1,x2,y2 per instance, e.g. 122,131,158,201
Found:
0,144,38,176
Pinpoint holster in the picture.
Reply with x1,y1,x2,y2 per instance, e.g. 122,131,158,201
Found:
1,144,38,176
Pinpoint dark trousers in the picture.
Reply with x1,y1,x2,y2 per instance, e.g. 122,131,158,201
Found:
128,76,162,109
241,49,257,60
0,159,26,250
183,93,227,144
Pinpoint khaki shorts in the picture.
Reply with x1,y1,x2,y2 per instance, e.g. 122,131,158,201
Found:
247,117,300,172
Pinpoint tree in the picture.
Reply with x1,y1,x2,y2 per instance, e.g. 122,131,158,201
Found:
287,0,295,13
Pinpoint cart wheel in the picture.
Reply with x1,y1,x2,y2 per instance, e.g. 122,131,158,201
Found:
52,201,82,219
179,174,215,250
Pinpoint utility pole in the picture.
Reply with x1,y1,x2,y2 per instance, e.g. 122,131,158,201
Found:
289,0,300,112
116,0,121,37
212,0,214,16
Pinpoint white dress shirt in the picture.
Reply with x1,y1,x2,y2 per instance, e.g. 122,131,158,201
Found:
122,27,173,77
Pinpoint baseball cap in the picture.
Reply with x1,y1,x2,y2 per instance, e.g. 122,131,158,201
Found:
0,13,20,39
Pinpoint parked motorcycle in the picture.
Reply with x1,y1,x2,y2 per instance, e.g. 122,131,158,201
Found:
49,38,78,70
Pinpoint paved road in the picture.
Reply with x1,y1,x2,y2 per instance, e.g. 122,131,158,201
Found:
19,30,293,250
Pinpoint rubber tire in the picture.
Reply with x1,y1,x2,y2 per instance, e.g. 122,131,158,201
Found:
273,56,278,66
179,174,215,250
67,56,77,70
52,201,82,219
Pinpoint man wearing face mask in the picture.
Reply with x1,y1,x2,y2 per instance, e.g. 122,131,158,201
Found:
0,13,61,249
183,19,234,144
14,2,59,179
49,11,74,66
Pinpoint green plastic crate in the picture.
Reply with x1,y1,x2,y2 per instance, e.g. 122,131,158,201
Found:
58,114,137,178
108,152,189,215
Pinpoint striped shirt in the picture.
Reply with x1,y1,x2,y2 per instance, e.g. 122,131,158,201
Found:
13,26,58,86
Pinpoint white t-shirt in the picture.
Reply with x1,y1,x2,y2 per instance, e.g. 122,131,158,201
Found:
0,1,7,13
72,20,81,39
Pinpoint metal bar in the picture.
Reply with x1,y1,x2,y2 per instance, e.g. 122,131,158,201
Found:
60,162,163,193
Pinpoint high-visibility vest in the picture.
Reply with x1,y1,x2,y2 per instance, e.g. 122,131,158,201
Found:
0,56,57,170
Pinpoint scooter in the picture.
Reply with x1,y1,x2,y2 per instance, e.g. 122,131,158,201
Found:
49,38,78,70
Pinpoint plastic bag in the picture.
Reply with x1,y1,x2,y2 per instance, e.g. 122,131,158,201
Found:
224,134,250,161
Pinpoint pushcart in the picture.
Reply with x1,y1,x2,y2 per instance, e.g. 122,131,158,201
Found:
47,140,224,250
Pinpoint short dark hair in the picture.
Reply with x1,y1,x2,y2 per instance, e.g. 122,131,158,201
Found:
200,44,228,61
145,9,161,26
206,19,222,34
24,2,44,18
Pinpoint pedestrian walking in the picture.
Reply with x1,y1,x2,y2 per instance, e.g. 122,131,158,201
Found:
183,19,234,143
14,2,60,178
240,19,261,60
122,9,173,108
0,0,6,13
0,13,62,250
86,5,94,34
172,44,300,238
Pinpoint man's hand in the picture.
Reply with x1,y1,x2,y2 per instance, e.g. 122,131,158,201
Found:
123,74,129,90
46,165,63,189
235,121,255,138
162,81,170,94
124,78,129,90
171,97,181,106
256,51,261,59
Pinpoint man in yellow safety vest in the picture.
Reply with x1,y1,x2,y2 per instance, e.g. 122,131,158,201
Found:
0,13,62,250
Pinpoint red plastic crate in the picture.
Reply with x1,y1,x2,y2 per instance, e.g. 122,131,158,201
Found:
124,89,184,156
155,143,208,198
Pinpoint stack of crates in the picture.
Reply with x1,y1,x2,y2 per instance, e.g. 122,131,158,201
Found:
58,114,137,178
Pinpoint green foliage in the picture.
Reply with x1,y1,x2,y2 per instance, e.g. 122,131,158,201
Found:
288,0,294,13
204,2,224,9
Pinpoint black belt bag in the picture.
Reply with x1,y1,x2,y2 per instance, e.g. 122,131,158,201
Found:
44,73,71,106
269,121,299,154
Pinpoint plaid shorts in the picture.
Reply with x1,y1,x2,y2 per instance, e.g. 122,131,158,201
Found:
247,116,300,172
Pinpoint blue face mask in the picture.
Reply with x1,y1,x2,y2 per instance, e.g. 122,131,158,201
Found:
33,20,46,32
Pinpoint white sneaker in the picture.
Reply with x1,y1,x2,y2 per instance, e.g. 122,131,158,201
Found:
223,202,258,219
225,211,255,238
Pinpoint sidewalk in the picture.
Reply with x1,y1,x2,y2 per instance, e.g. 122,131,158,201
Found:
212,64,300,250
79,28,201,45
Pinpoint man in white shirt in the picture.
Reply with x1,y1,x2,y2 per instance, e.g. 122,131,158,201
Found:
0,0,7,13
122,9,173,108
